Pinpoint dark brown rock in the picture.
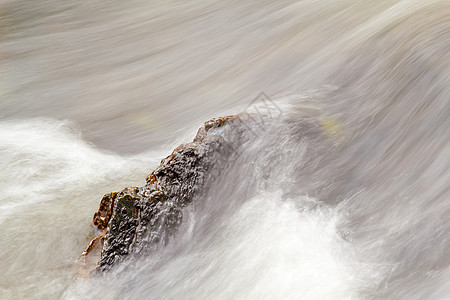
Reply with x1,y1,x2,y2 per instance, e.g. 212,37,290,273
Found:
92,192,117,230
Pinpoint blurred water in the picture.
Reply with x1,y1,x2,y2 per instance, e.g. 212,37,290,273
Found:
0,0,449,299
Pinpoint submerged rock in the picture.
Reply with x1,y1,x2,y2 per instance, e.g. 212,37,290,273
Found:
81,115,245,272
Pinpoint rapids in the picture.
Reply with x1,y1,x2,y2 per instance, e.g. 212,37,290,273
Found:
0,0,449,299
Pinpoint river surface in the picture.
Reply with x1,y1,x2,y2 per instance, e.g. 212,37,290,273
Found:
0,0,449,299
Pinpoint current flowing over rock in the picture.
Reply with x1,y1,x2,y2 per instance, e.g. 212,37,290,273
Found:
82,115,247,271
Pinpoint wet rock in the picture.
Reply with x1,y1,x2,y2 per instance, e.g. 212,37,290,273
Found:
82,115,246,272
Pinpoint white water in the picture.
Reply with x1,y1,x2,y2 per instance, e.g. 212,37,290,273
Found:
0,0,449,299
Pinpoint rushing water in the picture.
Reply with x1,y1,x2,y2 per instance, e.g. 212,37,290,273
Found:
0,0,449,299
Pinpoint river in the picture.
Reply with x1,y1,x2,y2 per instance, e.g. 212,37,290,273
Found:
0,0,449,299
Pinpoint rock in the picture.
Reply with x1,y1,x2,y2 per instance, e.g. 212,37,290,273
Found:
82,115,246,272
